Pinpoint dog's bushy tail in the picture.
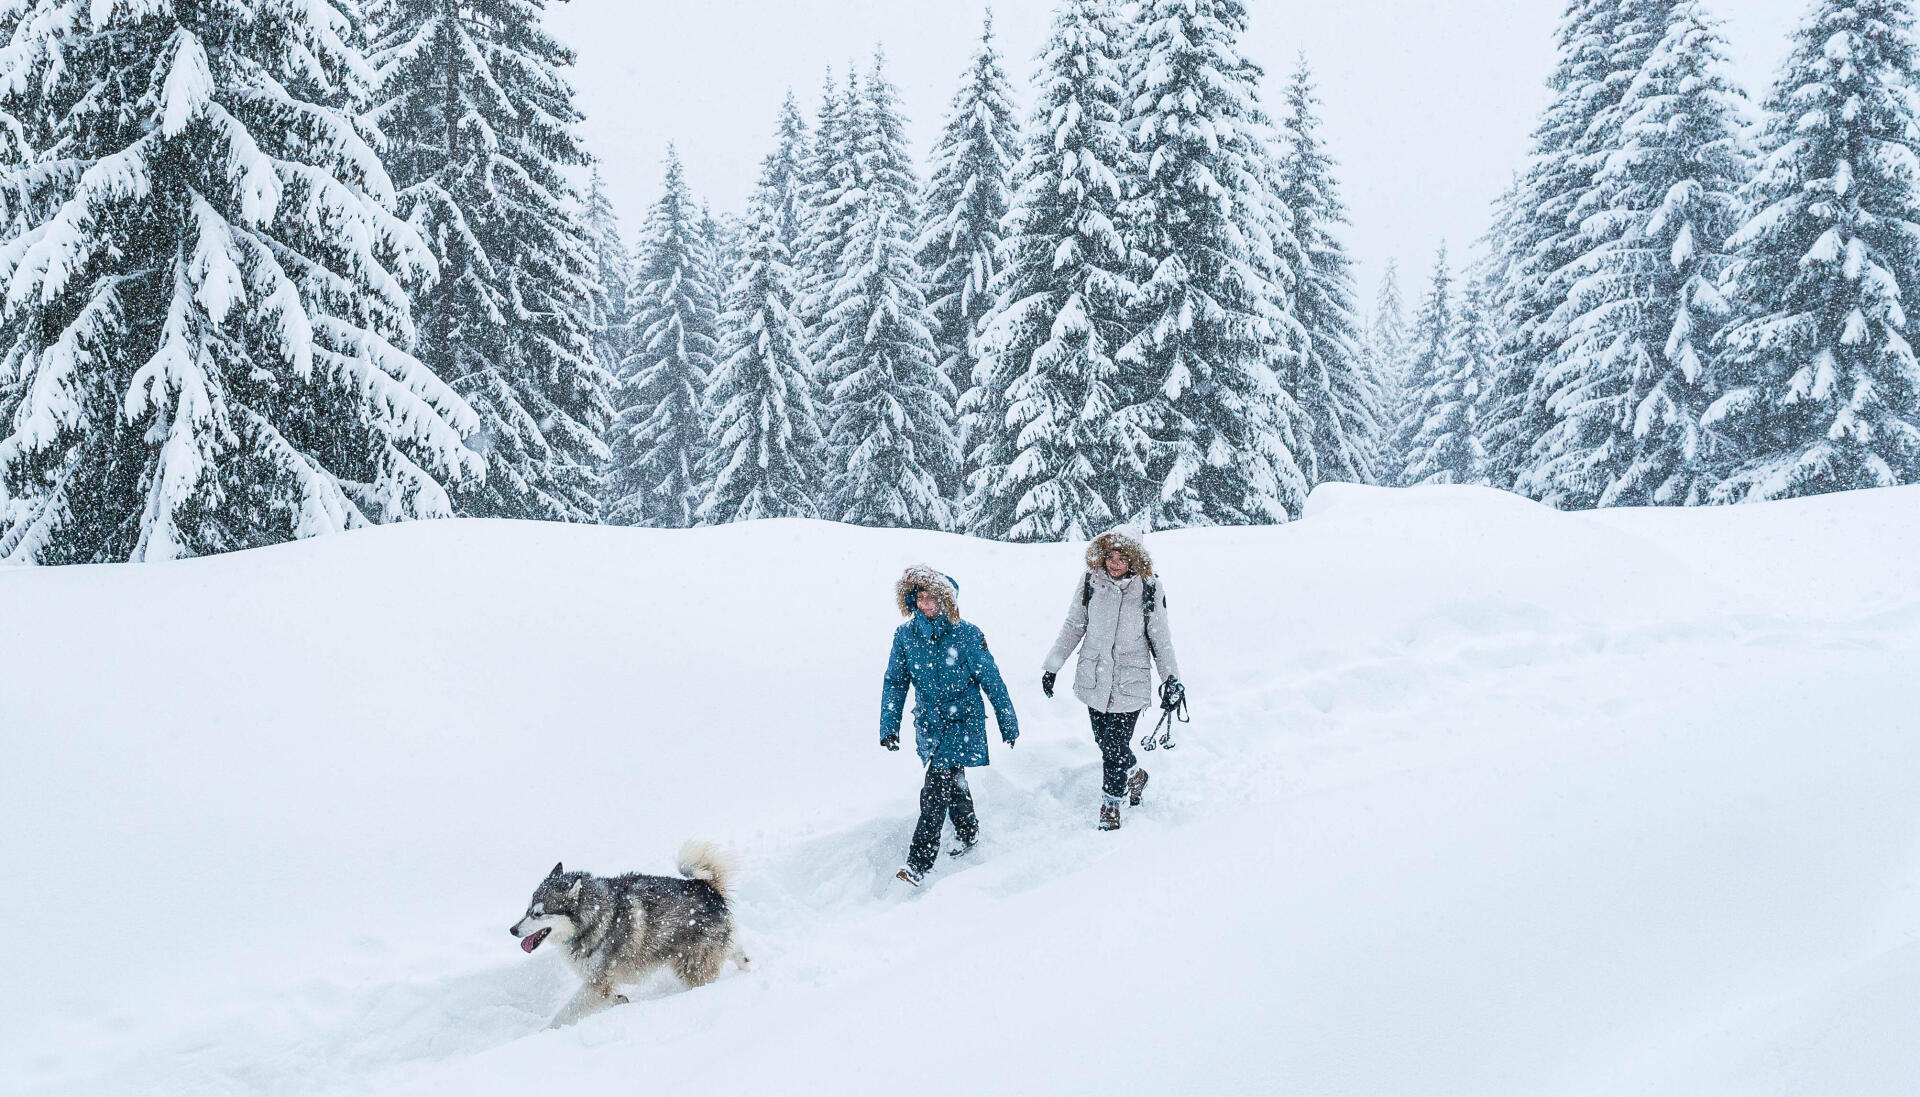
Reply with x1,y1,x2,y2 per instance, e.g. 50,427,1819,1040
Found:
677,840,738,901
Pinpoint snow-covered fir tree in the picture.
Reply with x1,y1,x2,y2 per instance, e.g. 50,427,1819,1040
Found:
1278,55,1383,487
1403,273,1497,486
0,0,482,563
763,91,812,262
1114,0,1309,527
1365,259,1411,436
605,150,721,527
1390,245,1456,483
702,203,745,301
1477,177,1535,490
965,0,1135,541
798,68,860,343
1482,0,1673,493
371,0,611,523
1708,0,1920,500
918,9,1021,479
855,53,921,234
582,168,634,407
697,161,823,524
817,55,955,529
1522,1,1750,507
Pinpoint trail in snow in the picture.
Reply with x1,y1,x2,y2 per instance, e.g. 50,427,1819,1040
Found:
4,485,1918,1097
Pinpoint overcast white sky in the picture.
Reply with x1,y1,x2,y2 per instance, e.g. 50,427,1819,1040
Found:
547,0,1813,302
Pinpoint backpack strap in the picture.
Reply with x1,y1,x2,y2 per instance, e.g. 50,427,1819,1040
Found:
1082,571,1093,607
1142,577,1158,658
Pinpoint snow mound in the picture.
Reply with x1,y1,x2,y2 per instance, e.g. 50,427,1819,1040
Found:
4,486,1919,1097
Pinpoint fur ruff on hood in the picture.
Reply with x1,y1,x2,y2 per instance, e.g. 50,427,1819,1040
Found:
896,565,961,623
1085,525,1154,579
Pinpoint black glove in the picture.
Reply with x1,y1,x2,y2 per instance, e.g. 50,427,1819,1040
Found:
881,735,900,752
1041,671,1056,697
1160,676,1186,710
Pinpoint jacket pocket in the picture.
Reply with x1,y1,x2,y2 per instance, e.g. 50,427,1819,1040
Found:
1073,655,1098,694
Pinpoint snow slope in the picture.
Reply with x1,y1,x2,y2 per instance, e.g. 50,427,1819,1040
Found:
3,485,1918,1097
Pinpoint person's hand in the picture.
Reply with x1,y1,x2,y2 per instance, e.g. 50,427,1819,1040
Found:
1041,671,1056,697
881,735,900,752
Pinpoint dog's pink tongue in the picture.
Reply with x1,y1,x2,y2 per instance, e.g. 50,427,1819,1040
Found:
520,928,549,954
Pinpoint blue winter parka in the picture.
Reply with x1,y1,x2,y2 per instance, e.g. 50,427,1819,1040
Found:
880,578,1019,768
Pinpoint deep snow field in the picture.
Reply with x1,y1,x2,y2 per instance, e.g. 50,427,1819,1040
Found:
3,484,1919,1097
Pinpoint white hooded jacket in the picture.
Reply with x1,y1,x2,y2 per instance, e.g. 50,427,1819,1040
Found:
1042,527,1180,714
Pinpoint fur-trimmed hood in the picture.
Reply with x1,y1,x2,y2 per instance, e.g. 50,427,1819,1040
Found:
896,565,961,623
1085,525,1154,579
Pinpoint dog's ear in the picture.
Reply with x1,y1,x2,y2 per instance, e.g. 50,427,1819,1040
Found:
567,878,583,900
550,861,564,878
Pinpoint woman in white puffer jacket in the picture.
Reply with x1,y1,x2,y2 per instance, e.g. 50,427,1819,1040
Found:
1041,525,1181,831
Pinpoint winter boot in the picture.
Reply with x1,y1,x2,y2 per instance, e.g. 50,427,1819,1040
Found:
1126,767,1149,808
1098,800,1122,831
948,832,979,859
895,864,926,887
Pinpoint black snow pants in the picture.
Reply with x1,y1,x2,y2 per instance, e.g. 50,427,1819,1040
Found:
908,765,980,874
1090,708,1143,801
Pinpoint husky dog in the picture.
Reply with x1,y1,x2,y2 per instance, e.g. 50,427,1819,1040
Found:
510,841,749,1027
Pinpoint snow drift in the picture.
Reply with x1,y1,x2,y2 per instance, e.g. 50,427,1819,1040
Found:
3,485,1917,1097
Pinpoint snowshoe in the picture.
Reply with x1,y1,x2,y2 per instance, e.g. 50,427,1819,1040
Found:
1126,767,1149,808
895,865,926,887
948,833,979,859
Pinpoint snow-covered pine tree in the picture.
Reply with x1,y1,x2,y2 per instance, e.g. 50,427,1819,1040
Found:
798,68,860,344
1278,54,1383,487
1708,0,1920,500
371,0,611,523
0,0,482,563
697,160,824,524
702,203,745,302
1389,245,1456,483
1402,273,1498,486
1523,1,1750,507
1478,177,1536,490
1365,259,1411,437
1482,0,1673,494
817,54,956,529
583,168,634,409
965,0,1135,541
1114,0,1309,528
918,9,1021,488
0,47,29,490
856,52,920,231
605,149,722,527
764,90,812,262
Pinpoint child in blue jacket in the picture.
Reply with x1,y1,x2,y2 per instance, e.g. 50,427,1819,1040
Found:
880,565,1019,885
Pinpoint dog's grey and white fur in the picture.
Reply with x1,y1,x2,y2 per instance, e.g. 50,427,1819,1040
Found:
510,840,749,1027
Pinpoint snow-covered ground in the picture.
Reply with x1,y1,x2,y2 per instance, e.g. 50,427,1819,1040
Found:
3,485,1918,1097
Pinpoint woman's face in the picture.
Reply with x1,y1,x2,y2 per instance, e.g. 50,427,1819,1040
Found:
915,589,942,618
1104,549,1130,579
